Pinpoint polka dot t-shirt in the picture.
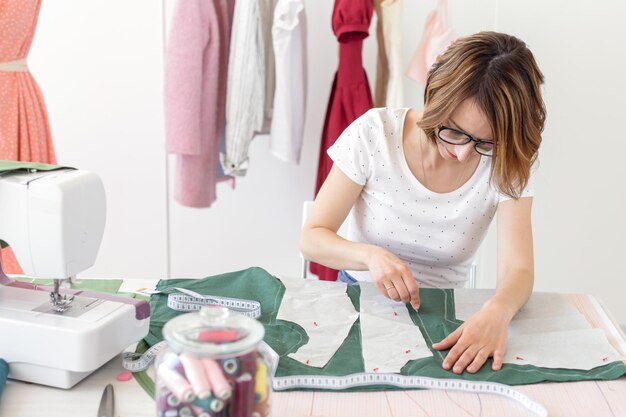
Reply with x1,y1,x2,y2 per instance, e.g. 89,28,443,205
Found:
327,107,533,288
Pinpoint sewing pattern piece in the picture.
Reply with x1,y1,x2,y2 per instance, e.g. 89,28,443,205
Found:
454,289,625,370
359,282,432,373
144,268,626,389
276,276,358,368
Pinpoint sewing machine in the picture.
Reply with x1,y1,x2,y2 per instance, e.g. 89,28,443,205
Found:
0,166,150,389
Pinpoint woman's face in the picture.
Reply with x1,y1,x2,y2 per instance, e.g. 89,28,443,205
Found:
436,99,493,163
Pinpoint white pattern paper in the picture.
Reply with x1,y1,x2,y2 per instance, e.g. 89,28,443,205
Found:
453,289,624,370
359,282,433,373
277,276,359,368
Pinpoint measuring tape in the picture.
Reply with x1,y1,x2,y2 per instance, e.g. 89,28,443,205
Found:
127,290,547,416
156,287,262,318
122,341,168,372
272,373,548,417
122,289,261,372
260,343,548,417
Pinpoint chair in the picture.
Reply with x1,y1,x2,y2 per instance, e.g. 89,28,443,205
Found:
300,201,315,279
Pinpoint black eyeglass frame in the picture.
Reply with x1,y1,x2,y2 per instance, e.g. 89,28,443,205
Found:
437,125,494,157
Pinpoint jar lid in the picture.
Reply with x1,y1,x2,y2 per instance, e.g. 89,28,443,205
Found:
162,305,265,357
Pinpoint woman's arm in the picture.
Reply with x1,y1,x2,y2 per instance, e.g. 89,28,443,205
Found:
432,196,534,373
300,165,420,308
300,165,365,269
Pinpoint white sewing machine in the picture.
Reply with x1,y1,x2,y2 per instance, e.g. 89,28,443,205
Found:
0,166,150,389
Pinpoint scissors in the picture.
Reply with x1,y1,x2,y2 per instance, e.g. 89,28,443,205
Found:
97,384,115,417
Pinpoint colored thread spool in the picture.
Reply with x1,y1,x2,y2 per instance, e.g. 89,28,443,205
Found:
157,392,182,412
254,360,268,403
233,351,260,376
178,406,194,417
220,358,240,377
193,395,225,412
232,373,255,417
253,397,269,417
180,353,212,399
202,358,232,400
159,363,196,403
191,404,214,417
196,329,239,343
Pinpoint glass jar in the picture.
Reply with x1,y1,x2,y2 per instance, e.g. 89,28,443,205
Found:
155,305,270,417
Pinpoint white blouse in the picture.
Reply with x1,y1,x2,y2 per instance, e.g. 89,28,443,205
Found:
328,107,533,288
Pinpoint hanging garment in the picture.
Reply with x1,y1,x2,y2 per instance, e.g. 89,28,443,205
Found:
164,0,235,208
0,0,56,273
311,0,374,281
269,0,307,164
380,0,403,107
406,0,456,86
373,0,389,107
222,0,277,176
259,0,278,134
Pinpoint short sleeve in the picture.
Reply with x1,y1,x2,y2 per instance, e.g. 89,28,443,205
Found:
332,0,373,42
327,110,380,186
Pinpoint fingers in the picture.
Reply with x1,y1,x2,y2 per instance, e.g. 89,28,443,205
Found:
449,346,481,374
403,273,420,310
492,349,504,371
376,266,419,307
436,333,506,374
432,327,461,352
385,286,402,302
466,348,490,374
376,279,402,302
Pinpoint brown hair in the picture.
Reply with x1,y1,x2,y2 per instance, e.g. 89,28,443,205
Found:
418,31,546,199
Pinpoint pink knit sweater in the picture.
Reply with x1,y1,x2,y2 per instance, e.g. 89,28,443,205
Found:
164,0,234,207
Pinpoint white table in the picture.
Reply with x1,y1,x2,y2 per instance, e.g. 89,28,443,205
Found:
2,282,625,417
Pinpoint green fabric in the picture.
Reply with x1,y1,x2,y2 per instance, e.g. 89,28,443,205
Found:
12,277,124,294
133,340,156,399
0,160,72,173
144,267,626,391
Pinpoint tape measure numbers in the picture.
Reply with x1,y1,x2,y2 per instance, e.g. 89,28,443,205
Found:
123,289,261,372
159,287,262,318
271,373,547,416
122,341,167,372
259,341,547,417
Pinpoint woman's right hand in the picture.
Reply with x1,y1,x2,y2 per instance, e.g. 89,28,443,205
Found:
366,247,420,310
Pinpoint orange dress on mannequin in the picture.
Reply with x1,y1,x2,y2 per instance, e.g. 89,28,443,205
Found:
0,0,56,274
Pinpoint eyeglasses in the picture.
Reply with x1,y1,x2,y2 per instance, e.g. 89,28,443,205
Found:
437,125,494,157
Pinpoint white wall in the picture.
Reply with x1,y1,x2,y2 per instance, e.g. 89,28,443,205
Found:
476,0,626,326
31,0,167,279
30,1,626,325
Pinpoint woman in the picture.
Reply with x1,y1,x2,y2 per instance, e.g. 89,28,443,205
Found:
300,31,545,374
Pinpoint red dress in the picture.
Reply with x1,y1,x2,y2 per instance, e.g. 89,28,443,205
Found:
311,0,374,281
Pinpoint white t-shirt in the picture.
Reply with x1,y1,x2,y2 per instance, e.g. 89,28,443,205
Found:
327,108,533,288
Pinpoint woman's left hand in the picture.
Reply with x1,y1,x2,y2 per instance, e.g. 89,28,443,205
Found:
431,302,512,374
